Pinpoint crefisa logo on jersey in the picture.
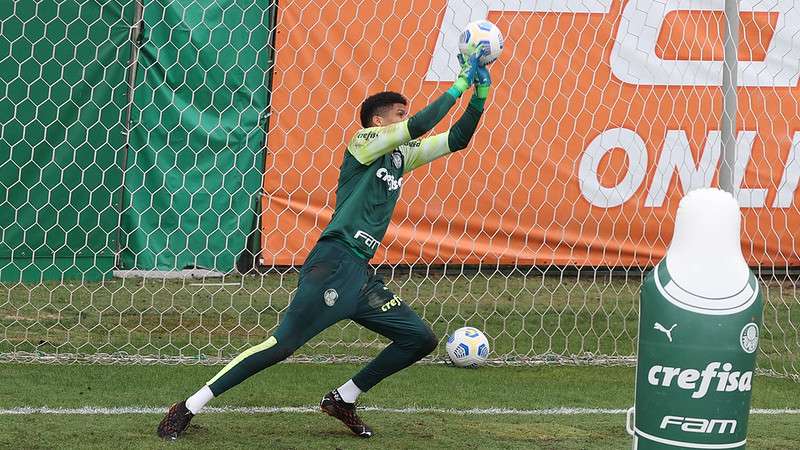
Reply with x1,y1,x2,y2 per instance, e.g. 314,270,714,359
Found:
376,168,402,191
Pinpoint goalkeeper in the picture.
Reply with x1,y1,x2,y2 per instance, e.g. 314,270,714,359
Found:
158,43,493,440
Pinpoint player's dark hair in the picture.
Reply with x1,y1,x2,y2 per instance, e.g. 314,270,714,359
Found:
359,91,407,127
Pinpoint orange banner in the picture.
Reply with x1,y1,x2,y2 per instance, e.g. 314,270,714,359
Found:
262,0,800,266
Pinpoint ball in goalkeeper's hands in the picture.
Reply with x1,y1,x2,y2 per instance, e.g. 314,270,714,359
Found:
458,20,504,65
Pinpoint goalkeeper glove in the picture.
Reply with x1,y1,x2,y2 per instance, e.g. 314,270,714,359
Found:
474,64,491,99
450,43,483,96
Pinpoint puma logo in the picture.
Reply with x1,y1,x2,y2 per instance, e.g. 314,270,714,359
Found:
654,322,677,342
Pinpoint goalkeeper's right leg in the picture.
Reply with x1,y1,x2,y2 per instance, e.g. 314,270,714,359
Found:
157,326,311,440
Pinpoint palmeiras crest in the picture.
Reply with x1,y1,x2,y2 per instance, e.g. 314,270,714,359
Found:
392,151,402,169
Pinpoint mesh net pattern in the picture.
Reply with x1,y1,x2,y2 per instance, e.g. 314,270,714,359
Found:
0,1,797,380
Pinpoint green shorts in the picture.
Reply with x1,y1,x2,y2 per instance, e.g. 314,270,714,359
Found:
273,239,433,351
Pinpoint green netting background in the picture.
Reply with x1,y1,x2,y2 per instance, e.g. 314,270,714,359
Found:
118,0,272,272
0,0,132,282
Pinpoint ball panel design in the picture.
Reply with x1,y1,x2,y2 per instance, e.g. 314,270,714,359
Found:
446,326,490,368
457,20,504,65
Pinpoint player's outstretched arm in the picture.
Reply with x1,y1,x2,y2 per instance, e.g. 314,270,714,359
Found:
402,64,491,173
446,64,490,151
406,44,483,139
348,44,483,166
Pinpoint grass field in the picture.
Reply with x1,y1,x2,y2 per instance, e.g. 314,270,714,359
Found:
1,273,798,376
2,274,799,447
0,363,798,449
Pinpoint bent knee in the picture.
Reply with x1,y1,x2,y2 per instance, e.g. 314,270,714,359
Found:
416,327,438,356
270,334,305,360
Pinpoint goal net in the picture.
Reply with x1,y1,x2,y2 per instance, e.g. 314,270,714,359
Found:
1,0,798,379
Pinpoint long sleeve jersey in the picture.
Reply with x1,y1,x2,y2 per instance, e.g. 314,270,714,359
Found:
318,91,485,259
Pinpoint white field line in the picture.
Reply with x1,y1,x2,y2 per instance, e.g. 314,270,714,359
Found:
0,406,798,416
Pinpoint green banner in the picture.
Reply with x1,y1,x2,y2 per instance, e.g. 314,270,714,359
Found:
0,0,132,282
118,0,271,272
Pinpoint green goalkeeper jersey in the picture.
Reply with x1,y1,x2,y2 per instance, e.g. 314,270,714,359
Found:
319,92,486,260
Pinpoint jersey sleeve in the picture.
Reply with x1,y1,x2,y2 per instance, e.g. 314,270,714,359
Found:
347,90,462,166
399,132,451,174
347,121,412,165
399,93,486,173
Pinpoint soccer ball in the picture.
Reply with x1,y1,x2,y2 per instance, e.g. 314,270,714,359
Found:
446,326,490,368
458,20,504,65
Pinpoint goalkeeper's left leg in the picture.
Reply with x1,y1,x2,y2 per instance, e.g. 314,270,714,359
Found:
349,282,438,392
320,277,436,437
326,275,437,398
